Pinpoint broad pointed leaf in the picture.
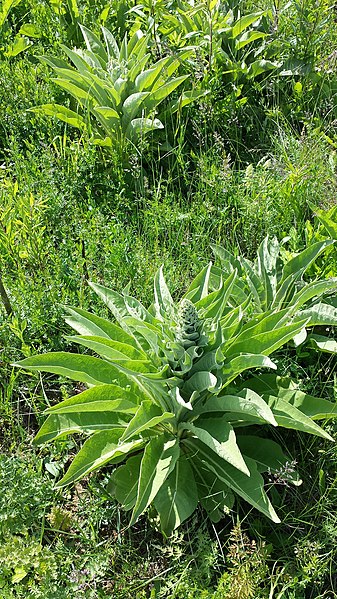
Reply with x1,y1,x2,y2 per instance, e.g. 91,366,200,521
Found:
237,435,302,486
34,414,127,445
56,429,144,487
182,371,218,396
52,78,97,107
265,387,337,420
127,117,164,139
64,306,139,347
184,262,212,302
80,24,108,62
89,282,154,326
266,396,334,440
291,279,337,312
29,104,85,129
108,453,142,510
93,106,120,131
154,266,176,320
122,92,150,121
181,420,249,475
308,334,337,354
196,270,237,321
121,401,174,442
66,335,148,362
231,12,265,37
226,318,308,358
281,240,335,282
101,25,119,59
146,76,189,110
297,302,337,326
185,439,280,523
44,384,140,414
14,352,137,388
130,437,179,525
194,463,234,522
153,455,198,535
194,388,278,426
135,57,173,91
222,354,277,386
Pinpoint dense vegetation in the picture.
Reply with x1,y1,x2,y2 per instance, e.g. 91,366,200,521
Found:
1,0,337,597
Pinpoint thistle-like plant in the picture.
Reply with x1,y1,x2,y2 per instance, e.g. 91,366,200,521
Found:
31,24,197,161
15,262,337,535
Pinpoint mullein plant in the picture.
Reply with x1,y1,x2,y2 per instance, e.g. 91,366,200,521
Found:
15,258,337,536
30,24,199,163
212,236,337,348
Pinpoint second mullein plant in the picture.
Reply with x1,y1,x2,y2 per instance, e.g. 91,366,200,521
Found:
15,240,337,535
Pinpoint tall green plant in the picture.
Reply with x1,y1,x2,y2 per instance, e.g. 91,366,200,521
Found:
48,0,82,45
130,1,276,77
15,258,337,535
31,24,198,162
212,236,337,348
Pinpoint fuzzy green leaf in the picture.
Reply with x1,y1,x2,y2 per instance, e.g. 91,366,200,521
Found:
195,388,278,426
308,334,337,354
66,335,148,362
237,435,302,485
290,279,337,311
52,78,97,108
127,117,164,139
154,266,176,320
29,104,85,129
196,270,237,321
194,464,234,522
231,12,265,38
80,24,108,62
182,371,218,396
297,302,337,326
153,455,198,535
44,384,139,415
64,306,139,347
14,352,136,388
266,396,334,440
121,401,174,442
101,26,119,59
265,387,337,420
281,240,335,282
184,262,212,302
34,414,127,445
89,282,154,327
56,430,144,487
122,92,150,121
181,420,249,475
108,453,142,510
222,354,277,386
186,439,280,523
226,318,308,358
130,437,179,525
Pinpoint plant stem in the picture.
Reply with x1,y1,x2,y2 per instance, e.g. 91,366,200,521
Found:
0,272,13,316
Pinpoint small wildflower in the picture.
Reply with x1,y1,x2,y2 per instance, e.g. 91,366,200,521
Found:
268,460,298,486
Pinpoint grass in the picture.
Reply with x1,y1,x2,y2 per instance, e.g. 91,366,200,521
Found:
1,429,337,597
1,0,337,596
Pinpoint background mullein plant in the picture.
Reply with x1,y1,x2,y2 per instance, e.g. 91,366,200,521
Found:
212,236,337,344
30,23,200,164
15,254,337,536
